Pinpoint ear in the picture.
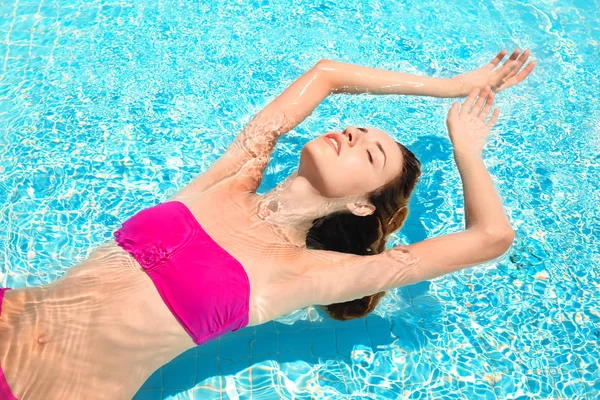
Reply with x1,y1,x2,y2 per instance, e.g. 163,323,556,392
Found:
345,201,375,217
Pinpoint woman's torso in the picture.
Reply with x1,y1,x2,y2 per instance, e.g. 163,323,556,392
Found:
0,180,308,399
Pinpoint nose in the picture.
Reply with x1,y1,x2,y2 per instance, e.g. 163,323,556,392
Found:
342,126,364,146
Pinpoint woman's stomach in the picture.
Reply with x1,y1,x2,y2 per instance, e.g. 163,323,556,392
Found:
0,241,194,399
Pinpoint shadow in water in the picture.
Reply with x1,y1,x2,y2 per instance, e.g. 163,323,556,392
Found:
134,281,445,399
400,135,453,244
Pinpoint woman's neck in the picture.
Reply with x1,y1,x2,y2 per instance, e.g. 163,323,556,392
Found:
253,172,346,248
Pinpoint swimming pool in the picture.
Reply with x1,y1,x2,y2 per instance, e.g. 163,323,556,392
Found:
1,0,598,398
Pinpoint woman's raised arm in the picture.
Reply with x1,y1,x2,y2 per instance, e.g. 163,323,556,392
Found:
323,49,534,97
171,59,334,198
172,50,534,197
292,88,515,308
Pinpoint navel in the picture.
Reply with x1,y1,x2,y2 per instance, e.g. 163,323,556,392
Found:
37,332,50,345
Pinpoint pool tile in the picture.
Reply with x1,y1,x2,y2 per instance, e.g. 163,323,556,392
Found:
195,356,219,383
244,365,279,393
316,367,350,394
277,351,313,368
365,312,390,328
162,357,196,389
251,330,279,355
251,351,278,365
139,368,162,390
218,331,252,361
162,389,187,398
402,354,436,385
525,373,556,398
552,369,588,399
279,329,313,355
227,325,253,337
312,327,338,357
427,378,461,399
336,326,372,355
132,389,163,400
174,346,197,360
276,320,312,333
219,356,251,376
494,370,526,397
192,386,222,400
366,322,395,349
459,380,497,400
196,339,219,357
257,320,279,332
314,314,336,328
330,316,366,329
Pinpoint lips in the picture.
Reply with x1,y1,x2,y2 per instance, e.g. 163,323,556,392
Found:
324,133,342,155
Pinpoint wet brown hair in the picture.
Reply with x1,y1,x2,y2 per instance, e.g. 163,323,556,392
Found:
305,141,422,320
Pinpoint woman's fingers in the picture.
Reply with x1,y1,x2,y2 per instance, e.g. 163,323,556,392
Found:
500,60,520,77
449,101,460,117
471,86,491,115
447,101,460,124
486,108,500,127
516,49,531,67
506,49,521,62
511,60,536,83
492,60,519,87
478,92,496,120
488,50,507,68
505,49,531,80
460,88,480,116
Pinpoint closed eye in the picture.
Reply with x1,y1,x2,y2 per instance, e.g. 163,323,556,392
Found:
361,128,375,166
358,127,386,169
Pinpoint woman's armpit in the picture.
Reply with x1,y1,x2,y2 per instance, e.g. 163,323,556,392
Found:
376,245,422,290
300,247,421,306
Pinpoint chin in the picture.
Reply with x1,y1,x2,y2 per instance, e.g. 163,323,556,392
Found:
298,142,336,197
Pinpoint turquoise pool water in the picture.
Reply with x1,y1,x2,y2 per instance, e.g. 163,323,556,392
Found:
1,0,598,399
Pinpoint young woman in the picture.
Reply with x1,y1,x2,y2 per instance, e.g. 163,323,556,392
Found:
0,49,534,399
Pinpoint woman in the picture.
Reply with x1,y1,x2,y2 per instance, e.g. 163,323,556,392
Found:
0,49,534,399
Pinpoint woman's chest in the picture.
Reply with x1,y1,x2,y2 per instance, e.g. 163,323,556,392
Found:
179,189,306,320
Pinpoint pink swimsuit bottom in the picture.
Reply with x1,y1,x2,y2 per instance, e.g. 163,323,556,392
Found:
113,200,250,345
0,288,18,400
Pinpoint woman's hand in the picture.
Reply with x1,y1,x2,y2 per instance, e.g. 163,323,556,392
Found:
446,86,499,157
453,49,536,96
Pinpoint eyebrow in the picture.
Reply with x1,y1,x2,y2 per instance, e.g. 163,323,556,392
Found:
359,127,386,168
377,142,387,168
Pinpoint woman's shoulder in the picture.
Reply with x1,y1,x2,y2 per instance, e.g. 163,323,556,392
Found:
168,156,266,201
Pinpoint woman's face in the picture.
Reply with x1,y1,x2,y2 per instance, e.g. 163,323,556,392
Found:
298,126,404,198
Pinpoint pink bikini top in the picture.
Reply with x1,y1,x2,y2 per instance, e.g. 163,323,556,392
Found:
113,201,250,345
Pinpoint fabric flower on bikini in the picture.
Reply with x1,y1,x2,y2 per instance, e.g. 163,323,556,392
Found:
114,230,170,269
135,242,171,269
113,230,136,253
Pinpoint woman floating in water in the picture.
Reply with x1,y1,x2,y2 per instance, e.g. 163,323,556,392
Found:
0,49,534,399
